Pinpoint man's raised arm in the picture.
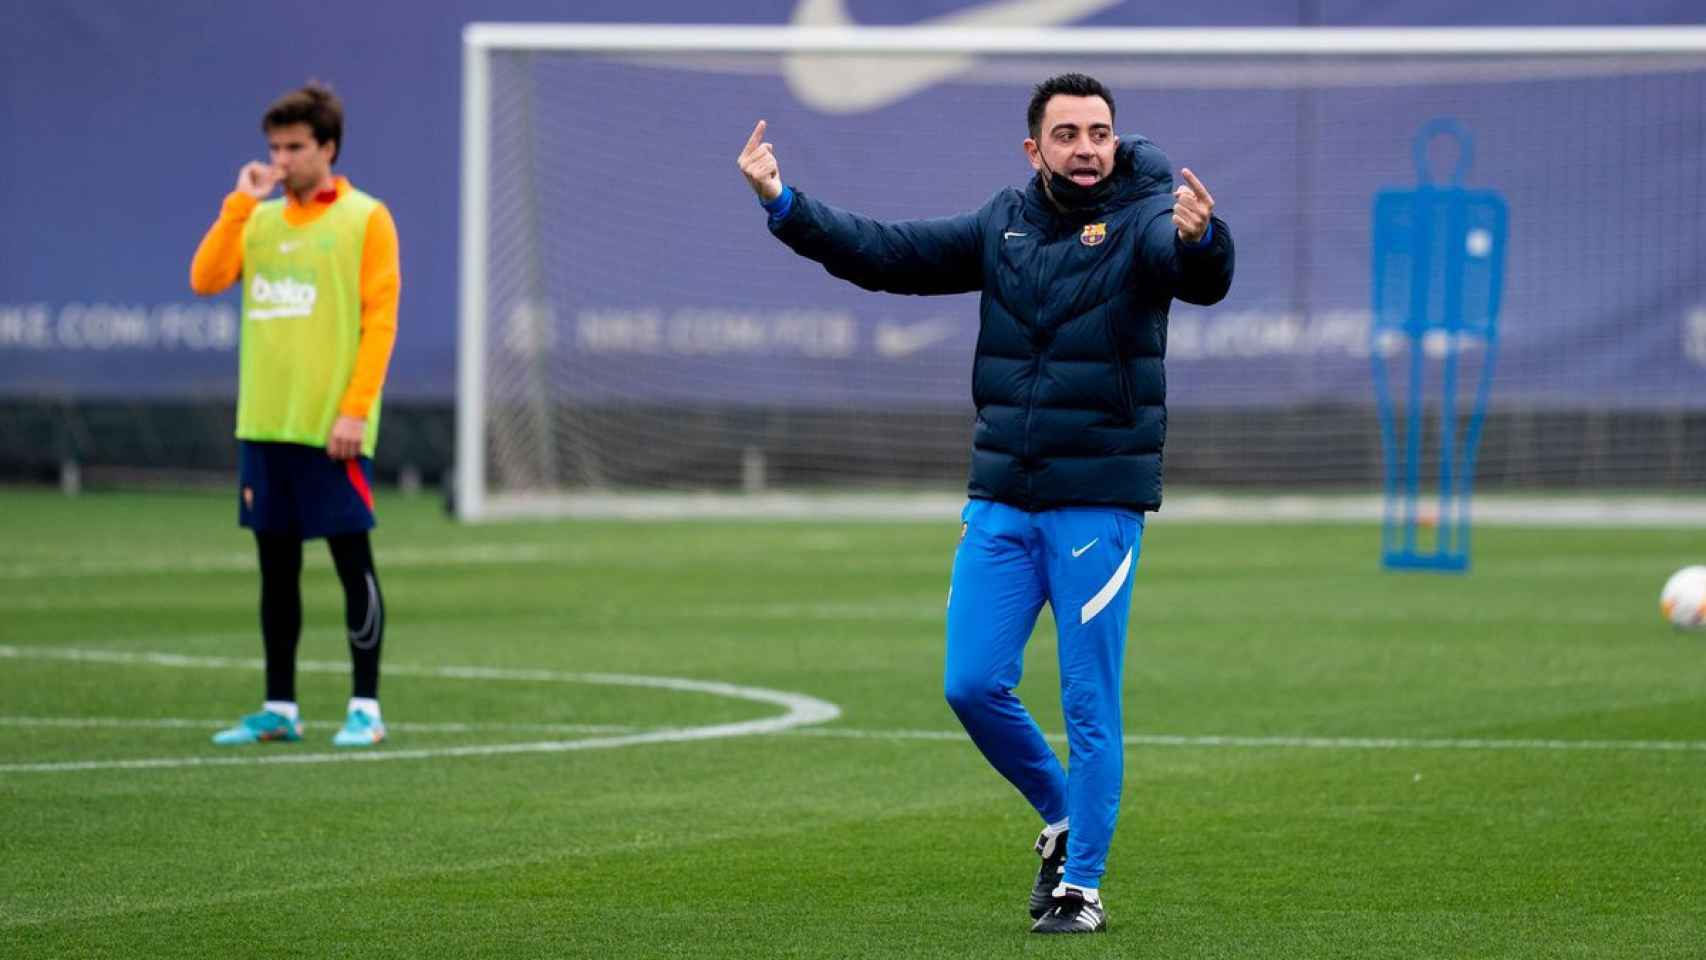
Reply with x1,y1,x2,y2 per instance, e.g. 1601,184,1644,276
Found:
1139,166,1234,307
738,120,984,297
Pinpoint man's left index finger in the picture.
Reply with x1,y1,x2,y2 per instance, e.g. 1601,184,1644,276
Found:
1180,168,1213,204
743,120,767,155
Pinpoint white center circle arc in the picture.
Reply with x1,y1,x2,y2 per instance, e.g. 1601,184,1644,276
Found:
0,645,842,774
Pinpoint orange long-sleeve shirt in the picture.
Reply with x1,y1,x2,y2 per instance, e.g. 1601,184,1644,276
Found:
190,176,400,419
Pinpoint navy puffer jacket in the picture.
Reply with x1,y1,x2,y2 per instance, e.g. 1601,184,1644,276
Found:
769,137,1234,512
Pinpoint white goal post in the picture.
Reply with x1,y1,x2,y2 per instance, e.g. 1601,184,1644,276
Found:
458,24,1706,522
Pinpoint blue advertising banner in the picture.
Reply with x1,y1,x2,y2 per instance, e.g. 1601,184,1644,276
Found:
488,49,1706,411
3,2,1703,408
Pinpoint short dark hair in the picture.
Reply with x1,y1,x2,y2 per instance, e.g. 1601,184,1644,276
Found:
1026,73,1115,140
262,81,343,164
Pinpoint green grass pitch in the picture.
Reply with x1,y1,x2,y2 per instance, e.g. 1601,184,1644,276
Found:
2,489,1703,958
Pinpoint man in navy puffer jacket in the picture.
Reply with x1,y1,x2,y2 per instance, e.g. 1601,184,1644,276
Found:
739,73,1233,935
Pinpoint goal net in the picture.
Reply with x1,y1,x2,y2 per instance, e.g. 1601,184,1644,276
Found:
458,25,1706,521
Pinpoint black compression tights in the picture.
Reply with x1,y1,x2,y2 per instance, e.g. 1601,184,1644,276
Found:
255,531,385,702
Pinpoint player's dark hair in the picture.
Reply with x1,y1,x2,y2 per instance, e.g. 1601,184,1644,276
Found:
263,81,343,164
1026,73,1115,140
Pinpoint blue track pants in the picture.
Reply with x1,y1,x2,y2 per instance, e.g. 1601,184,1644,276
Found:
944,498,1143,889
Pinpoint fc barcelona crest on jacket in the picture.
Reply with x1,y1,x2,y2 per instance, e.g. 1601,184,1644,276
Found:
1080,222,1107,247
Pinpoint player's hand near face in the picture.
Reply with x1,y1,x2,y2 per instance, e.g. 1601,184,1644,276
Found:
237,161,282,200
737,120,783,202
326,415,365,460
1171,167,1215,244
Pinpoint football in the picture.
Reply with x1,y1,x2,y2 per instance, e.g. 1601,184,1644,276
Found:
1659,566,1706,629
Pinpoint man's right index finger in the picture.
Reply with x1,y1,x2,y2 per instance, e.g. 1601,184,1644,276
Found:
743,120,767,154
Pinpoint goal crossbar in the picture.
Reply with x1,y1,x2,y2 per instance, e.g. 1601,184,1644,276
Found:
463,24,1706,56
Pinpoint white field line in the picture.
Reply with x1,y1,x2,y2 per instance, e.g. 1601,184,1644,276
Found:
789,727,1706,752
9,715,1704,753
0,645,840,774
0,716,641,735
0,543,561,580
475,491,1706,527
4,644,1701,776
3,708,1702,776
5,494,1706,582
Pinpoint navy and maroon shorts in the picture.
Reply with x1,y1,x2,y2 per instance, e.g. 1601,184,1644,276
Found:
238,440,376,540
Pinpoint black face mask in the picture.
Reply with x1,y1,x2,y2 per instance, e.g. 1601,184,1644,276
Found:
1036,153,1118,215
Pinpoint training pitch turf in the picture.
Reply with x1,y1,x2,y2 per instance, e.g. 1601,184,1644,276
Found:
1,489,1702,958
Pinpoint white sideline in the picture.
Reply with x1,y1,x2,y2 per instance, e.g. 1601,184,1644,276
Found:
472,491,1706,527
0,542,557,580
4,492,1706,582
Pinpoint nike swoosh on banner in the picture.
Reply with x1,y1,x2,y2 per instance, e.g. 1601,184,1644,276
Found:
784,0,1125,114
875,320,957,358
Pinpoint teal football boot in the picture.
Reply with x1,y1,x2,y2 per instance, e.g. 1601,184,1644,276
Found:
211,710,303,746
332,708,386,747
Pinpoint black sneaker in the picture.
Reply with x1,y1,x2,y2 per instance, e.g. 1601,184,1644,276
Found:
1029,886,1107,934
1027,828,1068,919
